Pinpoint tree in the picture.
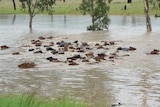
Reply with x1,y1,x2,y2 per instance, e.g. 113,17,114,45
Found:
79,0,110,31
144,0,152,31
19,0,56,30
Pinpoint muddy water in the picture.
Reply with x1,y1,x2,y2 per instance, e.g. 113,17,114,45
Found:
0,15,160,107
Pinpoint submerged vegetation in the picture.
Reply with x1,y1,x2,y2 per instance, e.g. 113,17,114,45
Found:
79,0,110,31
0,0,154,31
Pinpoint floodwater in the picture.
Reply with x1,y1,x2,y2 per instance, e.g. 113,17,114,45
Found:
0,15,160,107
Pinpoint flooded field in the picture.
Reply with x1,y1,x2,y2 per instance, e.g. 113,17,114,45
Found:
0,15,160,107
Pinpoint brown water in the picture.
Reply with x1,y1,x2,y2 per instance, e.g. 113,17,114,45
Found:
0,15,160,107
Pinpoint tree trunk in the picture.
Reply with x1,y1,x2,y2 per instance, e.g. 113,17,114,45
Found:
12,0,16,10
92,15,94,31
27,1,33,31
29,14,33,31
144,0,152,32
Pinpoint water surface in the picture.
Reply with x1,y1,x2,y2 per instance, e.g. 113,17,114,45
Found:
0,15,160,107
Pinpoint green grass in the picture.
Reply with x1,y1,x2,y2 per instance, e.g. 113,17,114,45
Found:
109,0,157,15
0,93,86,107
0,7,22,14
0,0,158,15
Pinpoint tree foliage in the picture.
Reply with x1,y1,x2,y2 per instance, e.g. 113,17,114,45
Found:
149,0,160,16
19,0,56,30
79,0,110,31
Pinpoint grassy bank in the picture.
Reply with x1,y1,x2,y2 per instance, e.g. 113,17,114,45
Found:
0,0,157,15
0,94,86,107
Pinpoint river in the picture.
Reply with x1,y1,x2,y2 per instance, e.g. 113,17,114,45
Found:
0,15,160,107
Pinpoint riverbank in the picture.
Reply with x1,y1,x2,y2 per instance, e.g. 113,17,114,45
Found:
0,0,158,15
0,93,87,107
